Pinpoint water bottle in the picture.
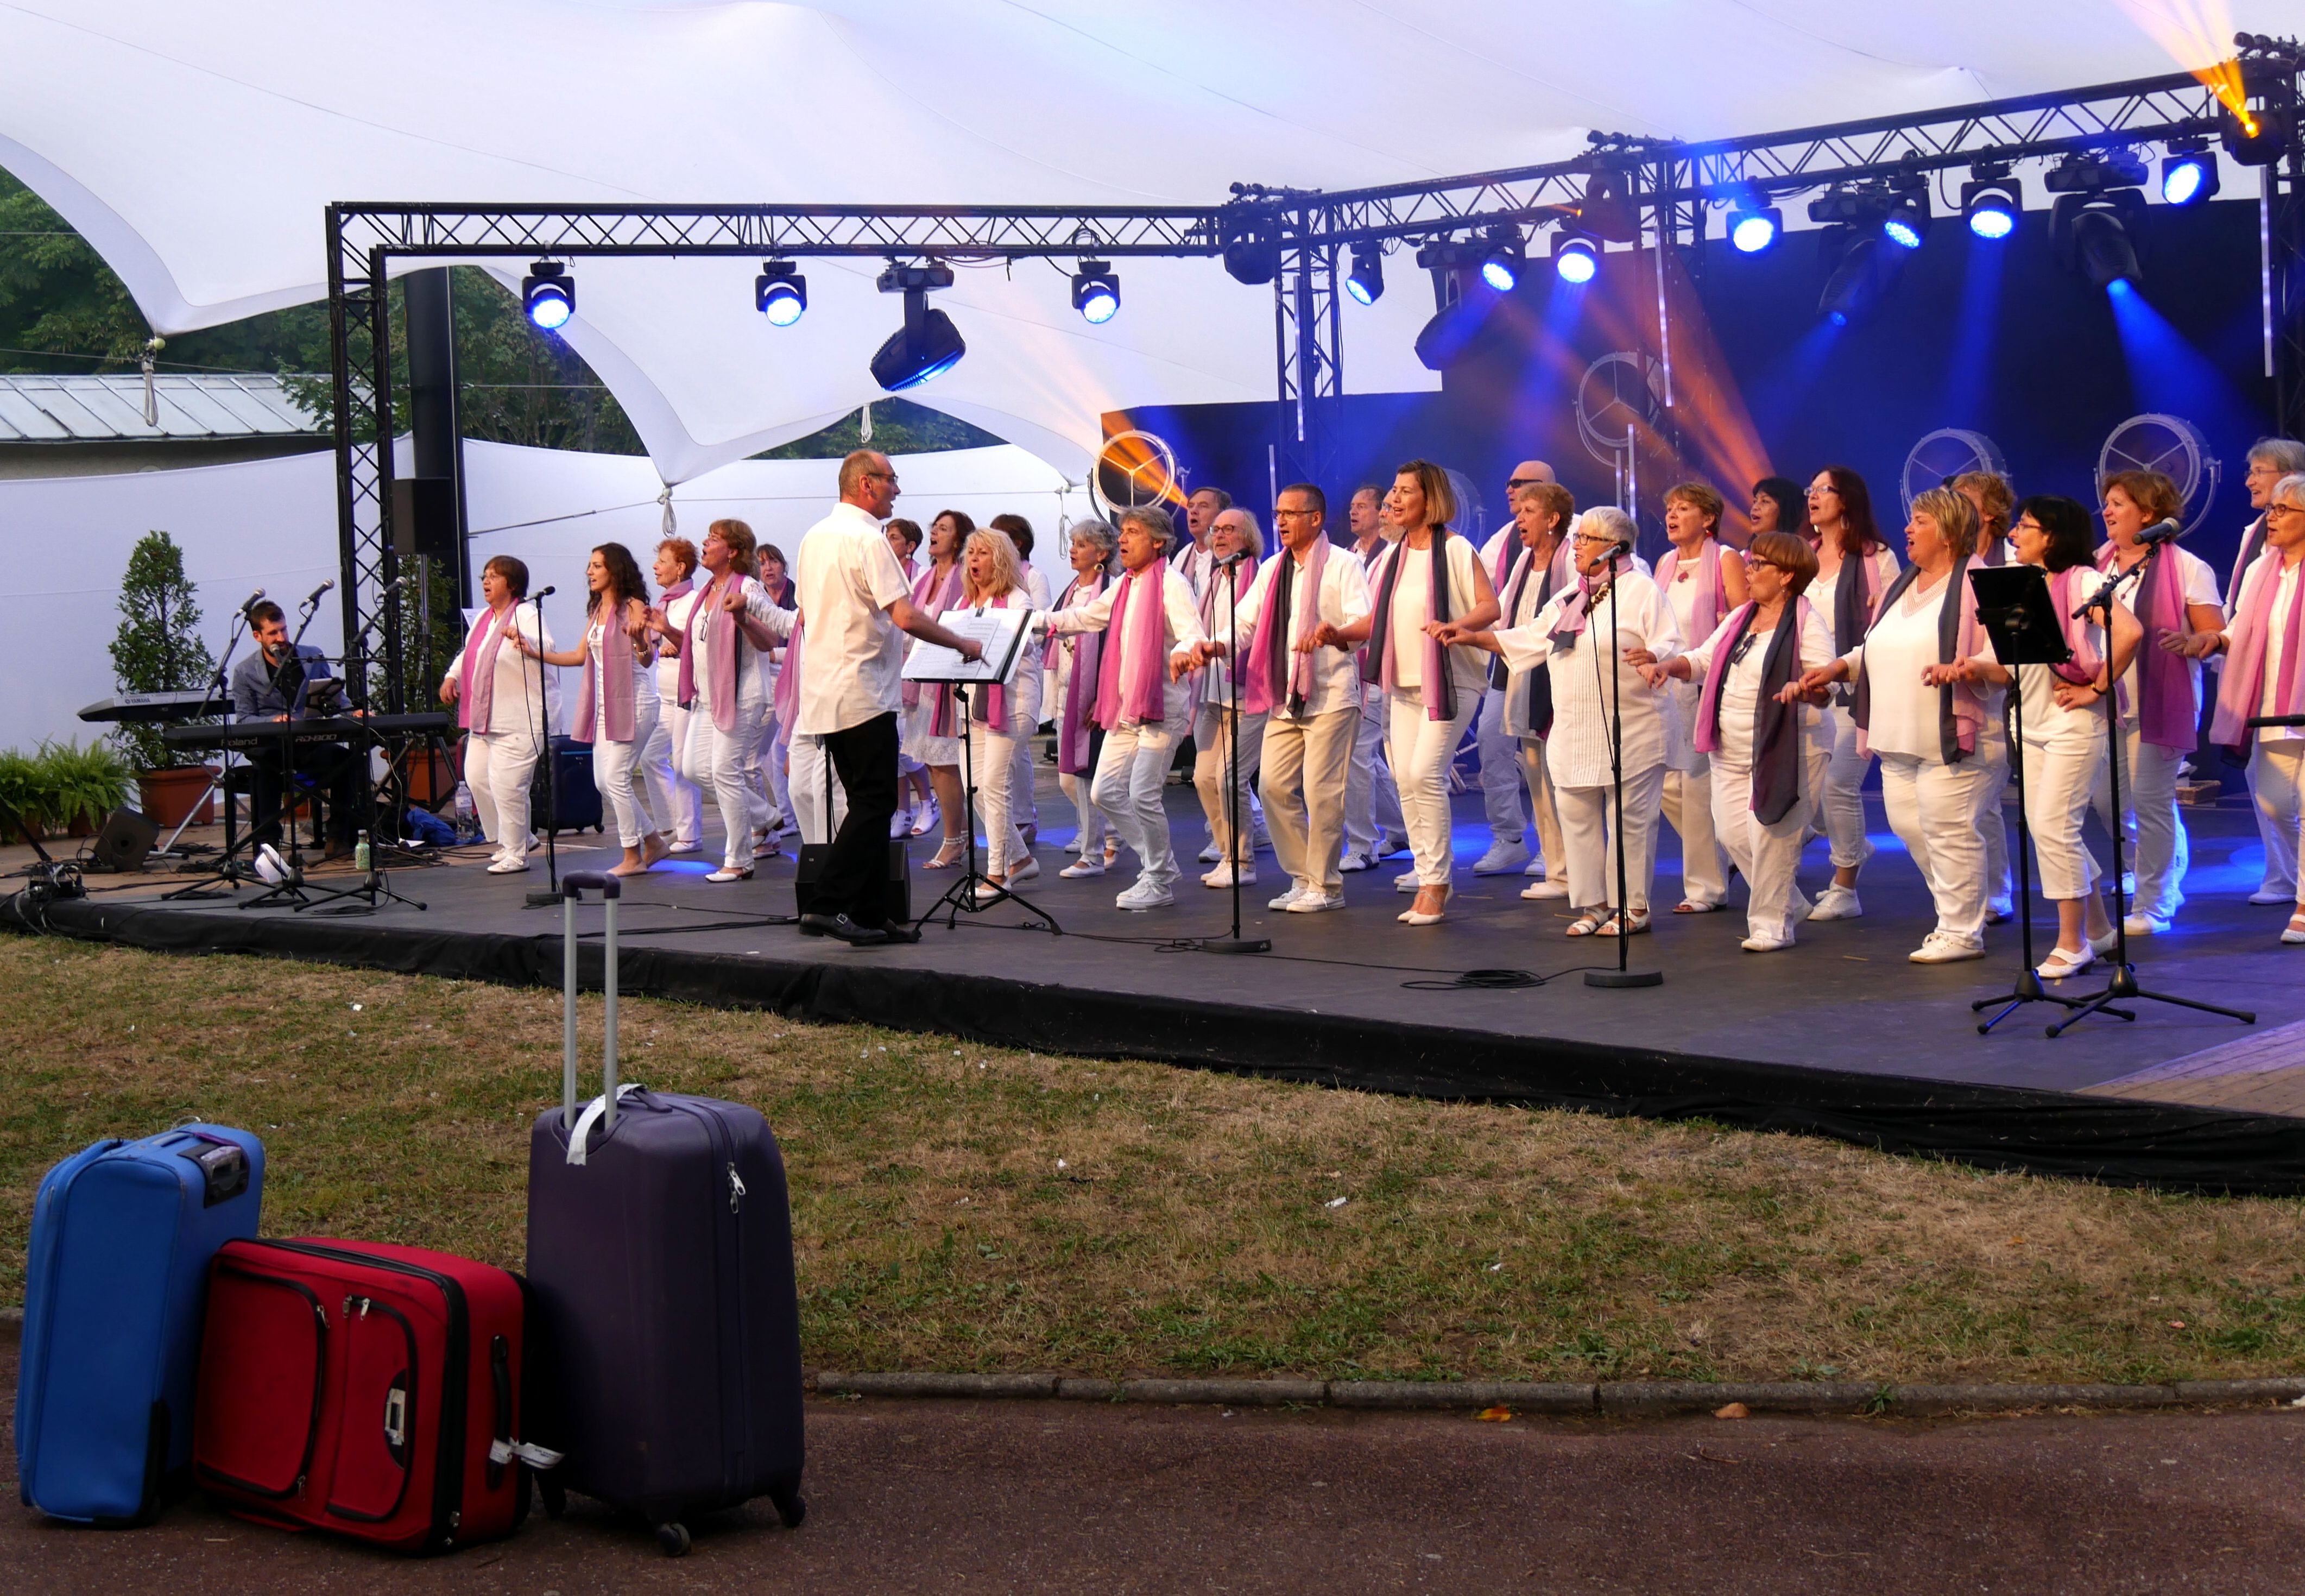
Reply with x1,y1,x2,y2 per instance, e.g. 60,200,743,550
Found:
353,830,371,872
452,781,477,840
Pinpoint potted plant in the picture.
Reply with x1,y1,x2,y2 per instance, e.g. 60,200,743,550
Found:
108,530,219,825
39,739,134,836
0,745,42,843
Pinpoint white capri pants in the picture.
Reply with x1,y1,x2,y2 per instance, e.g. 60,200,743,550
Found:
2247,740,2305,902
1553,764,1668,913
590,692,662,849
678,690,772,870
2090,722,2190,921
641,705,704,848
1660,760,1729,907
1816,704,1874,872
1710,747,1830,944
1879,750,1994,942
1386,689,1480,887
464,728,542,861
1979,719,2012,908
1091,717,1183,887
2020,735,2106,903
1344,689,1404,856
965,670,1041,877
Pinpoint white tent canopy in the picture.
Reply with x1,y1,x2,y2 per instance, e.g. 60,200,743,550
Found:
0,2,2282,483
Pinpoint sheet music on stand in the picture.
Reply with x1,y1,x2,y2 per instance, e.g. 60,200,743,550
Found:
901,605,1034,687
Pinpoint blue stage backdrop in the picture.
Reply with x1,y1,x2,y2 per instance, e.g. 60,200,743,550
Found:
1105,196,2276,583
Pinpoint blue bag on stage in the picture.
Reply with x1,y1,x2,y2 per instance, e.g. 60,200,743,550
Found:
15,1124,265,1524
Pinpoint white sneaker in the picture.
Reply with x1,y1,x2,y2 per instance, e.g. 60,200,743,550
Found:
1808,885,1862,922
1394,870,1423,894
1268,887,1309,911
1520,879,1570,900
1059,857,1106,879
1198,841,1223,864
1009,856,1042,884
1473,838,1530,876
1202,861,1256,888
1524,856,1548,877
1115,879,1175,911
2035,945,2098,981
1338,851,1375,873
1909,931,1985,964
668,840,702,854
2124,911,2170,936
1377,831,1410,859
485,856,530,875
1065,836,1085,855
1741,935,1794,953
1287,888,1346,913
2249,887,2295,905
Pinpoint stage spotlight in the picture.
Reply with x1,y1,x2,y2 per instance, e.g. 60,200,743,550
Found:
755,260,807,326
522,262,573,331
1816,228,1910,326
1554,235,1599,285
870,261,964,390
2051,191,2145,291
1221,206,1283,285
2221,100,2290,166
2159,142,2219,205
1880,191,1930,250
1071,259,1120,324
1345,242,1385,305
1960,165,2022,240
2044,147,2150,195
1575,168,1640,244
1965,192,2017,239
1479,226,1524,293
1728,198,1781,254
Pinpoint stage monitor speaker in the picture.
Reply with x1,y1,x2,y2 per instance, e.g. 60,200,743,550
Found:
89,805,160,873
390,476,459,561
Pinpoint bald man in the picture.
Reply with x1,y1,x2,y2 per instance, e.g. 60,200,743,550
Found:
1467,460,1555,874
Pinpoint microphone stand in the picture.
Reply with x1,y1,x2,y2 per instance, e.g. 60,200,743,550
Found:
1194,553,1269,955
159,601,260,893
522,590,564,909
240,590,332,909
2047,538,2252,1037
1587,551,1661,988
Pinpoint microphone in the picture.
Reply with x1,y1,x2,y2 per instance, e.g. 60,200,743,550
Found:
237,589,266,616
378,572,412,596
2136,516,2184,545
1216,551,1251,569
531,585,557,601
303,578,335,606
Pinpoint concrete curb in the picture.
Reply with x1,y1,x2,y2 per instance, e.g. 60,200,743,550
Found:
810,1368,2305,1416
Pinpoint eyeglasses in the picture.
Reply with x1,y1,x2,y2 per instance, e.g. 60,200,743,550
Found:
864,470,898,484
1573,534,1620,548
1273,508,1320,520
1507,476,1540,489
2269,503,2305,520
1747,560,1790,576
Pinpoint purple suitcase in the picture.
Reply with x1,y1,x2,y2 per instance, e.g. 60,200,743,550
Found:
525,874,805,1557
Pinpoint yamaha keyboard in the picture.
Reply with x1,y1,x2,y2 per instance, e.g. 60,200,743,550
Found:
79,690,222,724
161,713,453,751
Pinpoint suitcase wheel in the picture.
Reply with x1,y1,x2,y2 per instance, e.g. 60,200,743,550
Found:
655,1521,692,1558
769,1483,807,1530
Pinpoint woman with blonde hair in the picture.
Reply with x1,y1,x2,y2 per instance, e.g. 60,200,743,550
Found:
955,527,1044,896
1950,469,2019,920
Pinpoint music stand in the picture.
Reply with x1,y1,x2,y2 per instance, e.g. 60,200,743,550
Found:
2045,547,2255,1038
1966,565,2099,1033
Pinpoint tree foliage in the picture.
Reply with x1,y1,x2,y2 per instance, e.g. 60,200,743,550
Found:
108,532,216,772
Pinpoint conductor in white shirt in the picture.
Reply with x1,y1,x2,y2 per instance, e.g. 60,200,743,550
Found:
792,450,985,945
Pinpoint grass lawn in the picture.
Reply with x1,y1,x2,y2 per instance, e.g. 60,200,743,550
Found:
3,935,2301,1386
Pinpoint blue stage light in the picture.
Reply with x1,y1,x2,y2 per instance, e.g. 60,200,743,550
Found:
1345,242,1384,305
1729,206,1781,254
1071,260,1120,325
1880,191,1930,251
1966,194,2017,240
1478,225,1523,294
522,262,573,331
1554,237,1599,285
2160,149,2217,206
1480,255,1517,292
755,260,807,326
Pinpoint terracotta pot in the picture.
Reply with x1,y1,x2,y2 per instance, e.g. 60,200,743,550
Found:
405,746,459,810
138,765,218,828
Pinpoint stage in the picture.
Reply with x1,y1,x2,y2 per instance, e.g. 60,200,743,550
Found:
10,773,2304,1194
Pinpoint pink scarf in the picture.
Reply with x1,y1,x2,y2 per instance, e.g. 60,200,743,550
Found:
1242,541,1329,718
2045,566,2105,686
1491,532,1516,591
2211,549,2305,751
1549,572,1607,639
772,613,804,750
1658,539,1725,644
1195,556,1257,708
676,571,757,736
900,560,964,733
1361,533,1458,722
2096,542,2196,749
571,605,639,744
1056,571,1107,773
1693,597,1814,823
969,591,1020,728
455,602,516,732
1093,564,1171,728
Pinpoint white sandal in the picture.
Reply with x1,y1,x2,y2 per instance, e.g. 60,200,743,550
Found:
2035,944,2097,980
2283,911,2305,947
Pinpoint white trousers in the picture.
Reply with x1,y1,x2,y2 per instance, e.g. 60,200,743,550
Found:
1518,739,1567,874
2247,740,2305,901
1259,706,1357,895
2089,722,2189,919
1474,684,1529,843
2019,735,2105,903
464,728,542,861
787,734,850,848
1344,688,1404,855
1008,723,1039,835
1193,701,1267,865
1879,751,1993,942
590,694,662,849
1091,718,1182,886
1816,705,1874,871
1061,769,1108,855
679,691,771,870
966,671,1040,876
1979,720,2012,907
1710,748,1828,943
1387,690,1480,887
641,703,704,847
1659,760,1729,907
1553,764,1668,912
763,714,793,831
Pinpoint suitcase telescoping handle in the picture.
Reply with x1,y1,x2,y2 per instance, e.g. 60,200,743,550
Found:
560,873,620,1135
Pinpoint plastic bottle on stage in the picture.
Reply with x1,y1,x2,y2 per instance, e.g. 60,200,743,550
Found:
452,782,477,840
353,830,370,872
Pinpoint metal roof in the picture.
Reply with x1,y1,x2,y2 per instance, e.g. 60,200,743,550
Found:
0,373,324,444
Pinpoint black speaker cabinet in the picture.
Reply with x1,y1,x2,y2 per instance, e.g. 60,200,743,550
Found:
390,476,459,561
89,805,160,873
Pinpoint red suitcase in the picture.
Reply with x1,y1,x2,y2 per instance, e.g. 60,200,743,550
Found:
192,1237,549,1554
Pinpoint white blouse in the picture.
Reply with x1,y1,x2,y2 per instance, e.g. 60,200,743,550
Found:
1498,569,1682,788
1375,534,1488,698
1678,604,1834,769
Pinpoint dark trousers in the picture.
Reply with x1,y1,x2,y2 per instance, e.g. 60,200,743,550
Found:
250,743,361,850
820,711,901,928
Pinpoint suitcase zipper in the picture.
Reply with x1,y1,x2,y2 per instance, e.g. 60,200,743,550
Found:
322,1295,419,1525
252,1242,472,1551
667,1101,753,1499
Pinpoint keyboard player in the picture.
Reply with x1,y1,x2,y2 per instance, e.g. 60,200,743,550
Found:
229,600,362,857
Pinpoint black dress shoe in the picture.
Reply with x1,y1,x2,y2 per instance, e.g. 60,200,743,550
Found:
877,923,921,944
813,913,888,946
798,913,833,937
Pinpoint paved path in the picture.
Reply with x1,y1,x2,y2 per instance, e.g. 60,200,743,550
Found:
9,1362,2304,1593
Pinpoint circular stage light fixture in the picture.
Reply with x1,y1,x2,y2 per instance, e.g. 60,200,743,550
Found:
1728,200,1782,254
522,262,573,331
2220,100,2290,167
755,260,807,326
871,261,965,390
1965,191,2017,239
1071,260,1120,324
2070,205,2142,290
2159,144,2218,205
1553,236,1599,285
1880,193,1930,250
1478,226,1523,293
1345,242,1385,305
1960,166,2022,240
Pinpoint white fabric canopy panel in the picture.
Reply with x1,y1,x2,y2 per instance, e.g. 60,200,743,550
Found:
0,1,2284,484
0,439,1087,755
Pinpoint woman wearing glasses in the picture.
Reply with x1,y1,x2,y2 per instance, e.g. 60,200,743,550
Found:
1442,507,1676,937
1632,531,1830,951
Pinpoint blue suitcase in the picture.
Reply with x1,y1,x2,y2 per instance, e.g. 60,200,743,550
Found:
16,1124,264,1523
525,875,805,1557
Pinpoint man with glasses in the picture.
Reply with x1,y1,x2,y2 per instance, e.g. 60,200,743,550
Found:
791,449,984,945
1340,484,1406,870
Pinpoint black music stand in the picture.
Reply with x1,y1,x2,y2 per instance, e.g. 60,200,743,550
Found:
909,613,1058,935
1967,565,2097,1033
2047,546,2255,1037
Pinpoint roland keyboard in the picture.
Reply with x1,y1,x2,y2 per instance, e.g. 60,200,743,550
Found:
161,713,453,751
